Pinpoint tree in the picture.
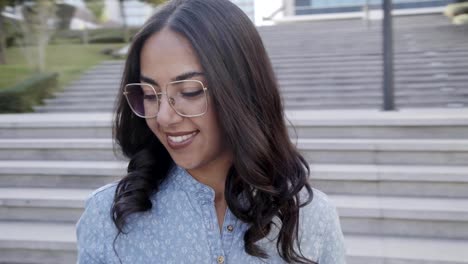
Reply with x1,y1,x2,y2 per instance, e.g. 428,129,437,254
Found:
118,0,167,43
140,0,167,5
20,0,57,72
0,0,18,64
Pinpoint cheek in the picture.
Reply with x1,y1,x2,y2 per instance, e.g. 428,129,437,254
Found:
202,108,225,148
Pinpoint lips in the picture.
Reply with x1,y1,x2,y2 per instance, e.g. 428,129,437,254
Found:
166,130,199,150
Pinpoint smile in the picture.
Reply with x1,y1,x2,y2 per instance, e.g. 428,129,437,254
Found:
167,131,198,143
166,130,199,150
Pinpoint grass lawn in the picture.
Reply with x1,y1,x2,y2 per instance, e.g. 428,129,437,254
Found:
0,43,124,91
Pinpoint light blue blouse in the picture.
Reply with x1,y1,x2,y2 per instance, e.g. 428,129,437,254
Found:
76,165,346,263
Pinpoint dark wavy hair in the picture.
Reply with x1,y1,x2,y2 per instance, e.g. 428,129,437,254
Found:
112,0,314,263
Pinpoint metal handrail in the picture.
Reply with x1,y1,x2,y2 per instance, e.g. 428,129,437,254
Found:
263,5,285,21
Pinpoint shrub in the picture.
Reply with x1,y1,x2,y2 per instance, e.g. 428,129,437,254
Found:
0,72,58,113
444,2,468,18
453,13,468,24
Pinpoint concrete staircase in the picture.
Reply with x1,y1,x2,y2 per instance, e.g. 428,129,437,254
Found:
35,14,468,113
1,109,468,263
2,13,468,264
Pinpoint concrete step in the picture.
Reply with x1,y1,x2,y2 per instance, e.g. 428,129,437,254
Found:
278,74,468,83
287,108,468,139
0,138,123,161
275,65,468,76
281,89,468,99
268,48,468,59
297,138,468,165
69,79,120,86
33,104,114,113
0,188,91,223
280,82,467,92
1,187,466,239
346,235,468,264
50,91,468,103
0,160,124,188
51,87,467,102
271,60,468,70
276,69,468,79
58,81,467,95
270,55,468,66
4,109,468,139
0,113,113,139
0,137,467,165
0,222,467,263
334,194,468,239
277,76,468,86
42,94,468,109
36,99,468,112
283,100,468,110
266,45,468,55
43,97,118,106
283,102,468,110
311,164,468,198
284,95,468,105
0,221,76,264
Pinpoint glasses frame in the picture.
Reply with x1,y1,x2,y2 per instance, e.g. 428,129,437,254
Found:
123,79,209,119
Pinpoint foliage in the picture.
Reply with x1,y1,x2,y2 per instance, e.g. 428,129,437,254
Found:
453,13,468,24
139,0,167,6
18,0,57,72
444,2,468,18
0,72,58,112
53,28,140,44
55,3,76,30
0,43,123,112
84,0,105,22
1,43,123,89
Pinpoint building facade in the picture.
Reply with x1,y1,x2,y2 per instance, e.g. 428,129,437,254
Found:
294,0,453,15
230,0,255,21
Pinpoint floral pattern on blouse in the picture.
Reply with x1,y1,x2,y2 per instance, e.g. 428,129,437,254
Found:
76,165,346,263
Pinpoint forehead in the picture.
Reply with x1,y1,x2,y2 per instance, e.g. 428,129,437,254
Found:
140,28,202,82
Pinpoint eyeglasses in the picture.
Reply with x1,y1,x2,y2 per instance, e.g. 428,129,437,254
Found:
123,80,209,118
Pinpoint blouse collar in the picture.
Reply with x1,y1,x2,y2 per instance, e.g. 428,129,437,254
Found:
169,164,216,204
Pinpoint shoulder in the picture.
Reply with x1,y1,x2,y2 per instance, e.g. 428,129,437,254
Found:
76,182,119,263
298,187,347,264
77,181,118,231
85,182,118,210
299,187,338,222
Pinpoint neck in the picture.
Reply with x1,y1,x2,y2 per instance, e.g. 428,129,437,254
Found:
187,154,232,204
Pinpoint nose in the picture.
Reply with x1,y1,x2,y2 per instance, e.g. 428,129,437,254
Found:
156,94,183,126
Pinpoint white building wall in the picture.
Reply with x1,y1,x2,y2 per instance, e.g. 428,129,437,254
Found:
103,0,154,27
230,0,255,22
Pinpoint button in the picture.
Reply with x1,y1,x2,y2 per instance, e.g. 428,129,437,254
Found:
217,256,225,263
226,225,234,232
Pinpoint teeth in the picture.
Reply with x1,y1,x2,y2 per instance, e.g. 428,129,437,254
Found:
168,131,197,143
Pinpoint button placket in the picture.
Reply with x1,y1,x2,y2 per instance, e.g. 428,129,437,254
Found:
198,190,214,231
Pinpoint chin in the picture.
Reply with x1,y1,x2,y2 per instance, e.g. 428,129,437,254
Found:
173,158,201,171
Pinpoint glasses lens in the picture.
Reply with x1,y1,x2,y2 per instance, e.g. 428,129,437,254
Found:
167,80,207,116
124,84,158,118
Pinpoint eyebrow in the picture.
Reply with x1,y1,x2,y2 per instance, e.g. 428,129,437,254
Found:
140,71,204,86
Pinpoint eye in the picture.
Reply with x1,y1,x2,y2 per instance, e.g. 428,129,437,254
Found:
143,94,158,101
181,90,203,98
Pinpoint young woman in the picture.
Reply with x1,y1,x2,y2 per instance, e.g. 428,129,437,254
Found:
76,0,346,263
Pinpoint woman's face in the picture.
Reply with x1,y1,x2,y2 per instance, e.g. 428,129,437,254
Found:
140,28,231,174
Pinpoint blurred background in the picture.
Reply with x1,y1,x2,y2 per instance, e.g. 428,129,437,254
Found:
0,0,467,263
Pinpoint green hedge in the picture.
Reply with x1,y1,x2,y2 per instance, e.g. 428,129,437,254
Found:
52,28,141,44
0,72,58,113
